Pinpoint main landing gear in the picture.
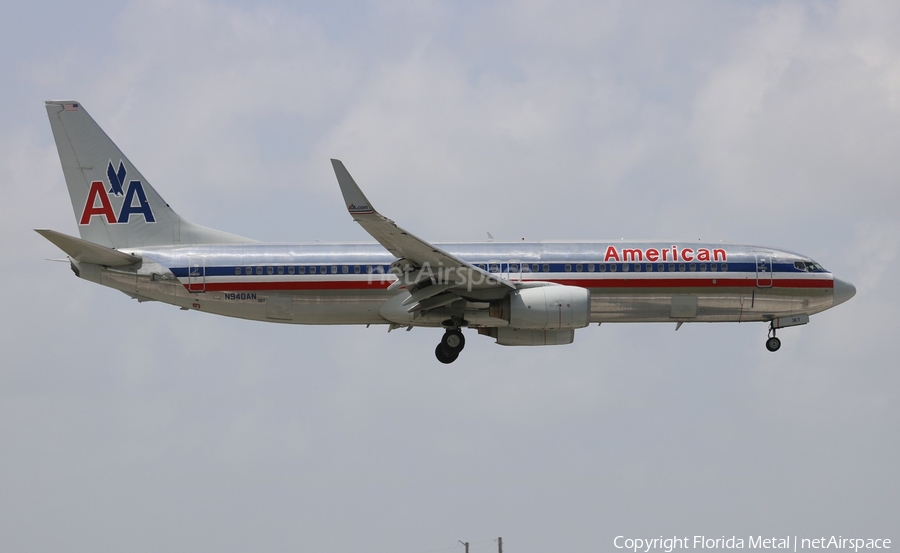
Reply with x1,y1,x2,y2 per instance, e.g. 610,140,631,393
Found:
435,328,466,364
766,322,781,352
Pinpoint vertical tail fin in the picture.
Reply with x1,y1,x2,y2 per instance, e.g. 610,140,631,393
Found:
45,101,254,248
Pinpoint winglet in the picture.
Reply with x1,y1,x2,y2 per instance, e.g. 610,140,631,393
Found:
331,159,376,217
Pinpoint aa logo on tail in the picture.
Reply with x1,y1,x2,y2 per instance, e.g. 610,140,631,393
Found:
79,161,156,225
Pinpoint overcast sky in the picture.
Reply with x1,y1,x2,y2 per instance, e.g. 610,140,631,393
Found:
2,1,898,551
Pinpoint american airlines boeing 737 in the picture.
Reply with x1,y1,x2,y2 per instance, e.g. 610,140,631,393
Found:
37,101,856,363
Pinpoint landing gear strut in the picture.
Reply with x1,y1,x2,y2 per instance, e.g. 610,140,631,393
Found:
766,322,781,352
435,328,466,364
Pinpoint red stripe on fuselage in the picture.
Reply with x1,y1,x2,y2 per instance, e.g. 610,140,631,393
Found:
197,280,394,292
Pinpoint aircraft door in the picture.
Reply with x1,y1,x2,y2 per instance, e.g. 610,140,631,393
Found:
755,251,773,288
188,257,206,292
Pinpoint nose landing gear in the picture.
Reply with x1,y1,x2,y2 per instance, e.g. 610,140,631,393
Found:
763,314,808,352
435,328,466,364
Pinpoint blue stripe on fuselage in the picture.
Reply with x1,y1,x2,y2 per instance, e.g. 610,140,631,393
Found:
170,261,825,278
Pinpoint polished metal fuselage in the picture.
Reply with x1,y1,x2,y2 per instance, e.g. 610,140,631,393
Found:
75,240,837,328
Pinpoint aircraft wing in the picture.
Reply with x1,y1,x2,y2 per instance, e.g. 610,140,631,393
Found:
331,159,514,297
35,229,141,266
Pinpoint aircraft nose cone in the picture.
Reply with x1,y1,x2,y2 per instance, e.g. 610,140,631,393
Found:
833,277,857,307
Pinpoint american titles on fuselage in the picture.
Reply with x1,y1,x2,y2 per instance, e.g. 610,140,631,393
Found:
603,245,726,263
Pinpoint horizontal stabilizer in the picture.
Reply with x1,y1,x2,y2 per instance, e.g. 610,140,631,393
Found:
35,229,141,266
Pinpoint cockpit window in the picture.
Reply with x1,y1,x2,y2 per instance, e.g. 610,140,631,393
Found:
796,261,826,272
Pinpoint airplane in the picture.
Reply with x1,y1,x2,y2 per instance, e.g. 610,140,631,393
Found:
37,100,856,363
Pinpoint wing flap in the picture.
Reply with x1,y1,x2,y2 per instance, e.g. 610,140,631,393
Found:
408,291,462,313
401,282,454,306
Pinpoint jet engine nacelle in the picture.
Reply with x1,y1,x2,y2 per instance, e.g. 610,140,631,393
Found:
490,284,591,330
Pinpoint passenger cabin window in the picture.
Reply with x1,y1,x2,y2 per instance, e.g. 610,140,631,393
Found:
710,264,717,272
245,267,253,275
600,264,606,272
610,264,617,272
277,266,284,275
267,267,274,275
679,263,686,272
623,264,630,272
668,264,675,272
645,264,653,272
588,264,595,272
543,264,550,272
722,263,728,271
288,266,295,275
633,263,641,272
234,268,241,275
255,267,263,275
341,266,349,274
331,266,338,274
309,266,316,274
689,263,696,272
565,264,572,272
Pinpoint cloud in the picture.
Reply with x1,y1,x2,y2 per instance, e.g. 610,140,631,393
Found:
692,2,900,221
3,1,900,551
